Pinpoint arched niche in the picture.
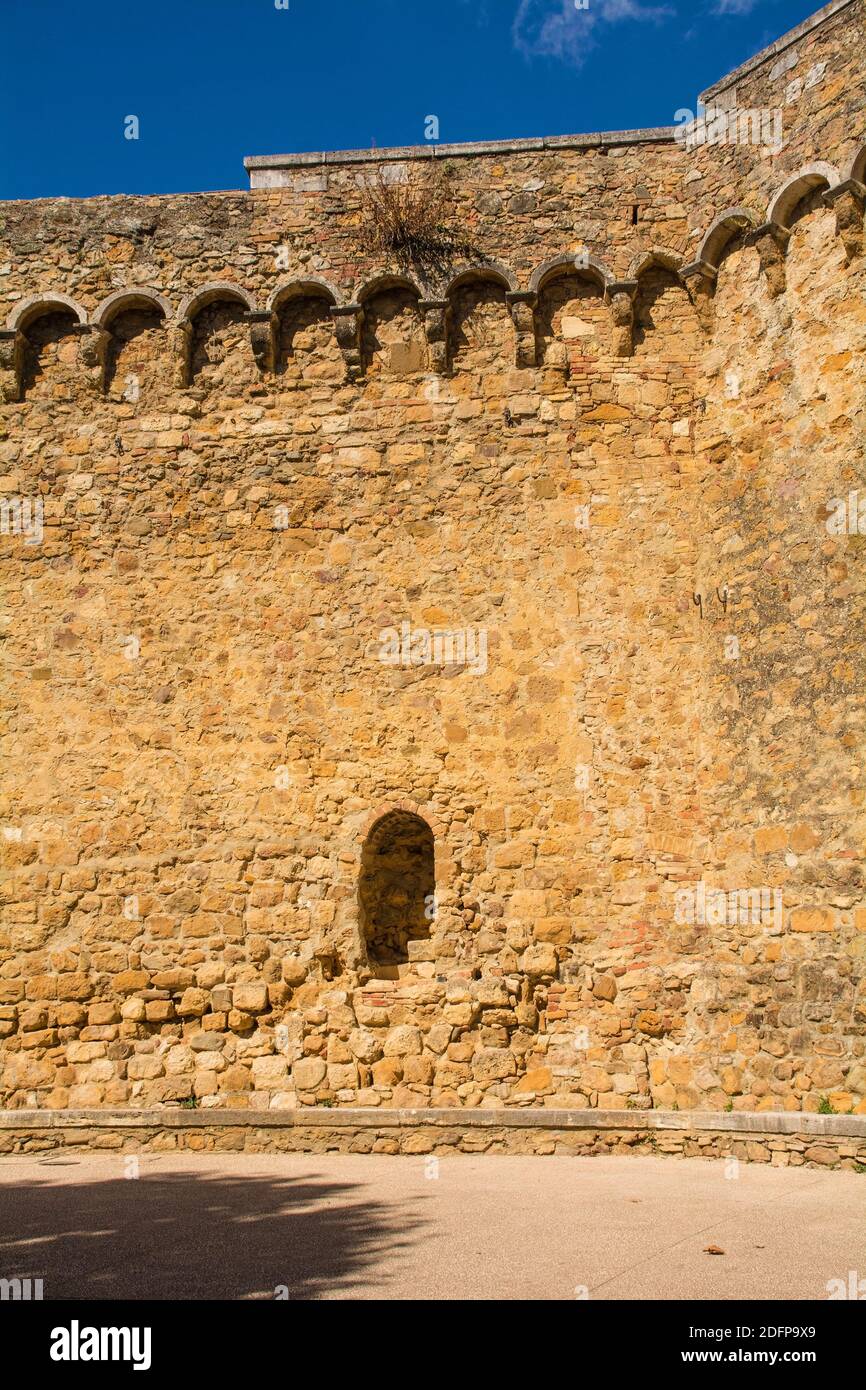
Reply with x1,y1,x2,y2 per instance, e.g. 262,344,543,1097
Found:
95,290,171,400
446,270,514,374
534,265,609,372
358,810,434,972
633,266,702,361
359,276,428,376
271,283,342,382
184,285,258,388
19,304,83,402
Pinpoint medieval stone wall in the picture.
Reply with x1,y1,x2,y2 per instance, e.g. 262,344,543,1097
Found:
1,1,864,1118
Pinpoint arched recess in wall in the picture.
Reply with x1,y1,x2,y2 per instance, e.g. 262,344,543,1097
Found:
9,295,87,402
846,144,866,186
358,810,434,972
710,218,769,408
531,254,611,374
776,163,848,327
695,207,759,277
630,251,701,361
93,288,172,400
358,274,428,377
769,163,844,301
767,162,840,228
269,279,342,381
446,266,516,374
179,283,259,388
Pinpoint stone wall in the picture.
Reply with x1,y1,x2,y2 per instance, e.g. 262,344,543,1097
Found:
2,1107,864,1169
1,3,865,1119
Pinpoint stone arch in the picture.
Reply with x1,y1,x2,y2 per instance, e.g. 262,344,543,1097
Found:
7,293,87,332
184,284,258,388
529,252,611,295
356,271,424,305
267,277,341,314
271,282,342,382
696,207,760,270
92,287,172,328
359,277,428,376
358,809,435,971
444,262,519,297
534,263,609,372
177,282,258,322
94,289,171,399
845,144,866,185
18,307,84,402
767,162,840,228
447,271,515,374
626,247,684,282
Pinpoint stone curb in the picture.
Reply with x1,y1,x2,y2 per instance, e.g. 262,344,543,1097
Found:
2,1107,863,1137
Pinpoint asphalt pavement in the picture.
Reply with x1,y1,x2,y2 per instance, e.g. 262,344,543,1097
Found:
0,1152,862,1300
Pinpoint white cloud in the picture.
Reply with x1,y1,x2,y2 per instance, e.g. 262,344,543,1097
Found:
714,0,760,12
512,0,673,68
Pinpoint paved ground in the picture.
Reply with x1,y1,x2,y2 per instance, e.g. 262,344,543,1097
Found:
0,1152,862,1300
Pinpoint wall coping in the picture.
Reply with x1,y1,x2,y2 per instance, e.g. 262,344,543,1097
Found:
244,128,678,181
244,1,858,183
700,0,857,102
2,1107,863,1137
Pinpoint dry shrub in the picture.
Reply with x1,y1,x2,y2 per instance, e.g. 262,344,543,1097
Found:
356,163,479,280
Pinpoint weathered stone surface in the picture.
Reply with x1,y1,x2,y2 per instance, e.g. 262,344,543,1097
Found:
1,3,865,1121
232,984,269,1015
383,1027,422,1058
292,1058,326,1091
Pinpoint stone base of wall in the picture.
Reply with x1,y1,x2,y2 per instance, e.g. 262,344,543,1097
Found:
2,1108,864,1169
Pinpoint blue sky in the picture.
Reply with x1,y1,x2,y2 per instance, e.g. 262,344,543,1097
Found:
2,0,822,200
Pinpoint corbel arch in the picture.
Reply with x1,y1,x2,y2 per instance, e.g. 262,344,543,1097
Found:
356,271,424,305
267,277,341,314
767,162,840,228
626,247,684,283
529,252,611,295
7,293,87,332
91,287,172,328
695,207,760,270
176,281,258,323
444,261,520,297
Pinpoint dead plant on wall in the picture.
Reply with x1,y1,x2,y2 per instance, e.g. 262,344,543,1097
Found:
355,162,482,284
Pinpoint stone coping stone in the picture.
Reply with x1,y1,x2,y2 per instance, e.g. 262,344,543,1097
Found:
1,1108,863,1138
699,0,855,101
245,0,857,178
244,128,678,176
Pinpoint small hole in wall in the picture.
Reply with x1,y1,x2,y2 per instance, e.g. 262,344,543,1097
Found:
631,205,639,225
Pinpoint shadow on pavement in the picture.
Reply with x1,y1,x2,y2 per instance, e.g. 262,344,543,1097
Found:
0,1164,428,1300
